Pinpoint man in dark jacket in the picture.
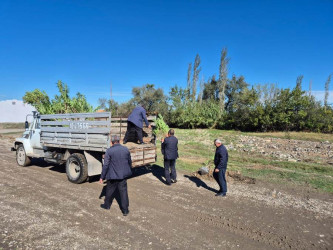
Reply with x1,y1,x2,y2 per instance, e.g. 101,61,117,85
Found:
161,129,178,185
100,135,132,216
213,139,228,197
123,104,151,144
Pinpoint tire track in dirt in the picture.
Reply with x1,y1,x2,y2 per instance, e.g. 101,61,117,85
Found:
192,213,296,249
137,173,332,249
126,176,282,249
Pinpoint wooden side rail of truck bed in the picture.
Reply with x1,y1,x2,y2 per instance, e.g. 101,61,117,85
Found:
39,112,157,167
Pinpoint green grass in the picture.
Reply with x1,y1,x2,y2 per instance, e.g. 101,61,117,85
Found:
157,128,333,193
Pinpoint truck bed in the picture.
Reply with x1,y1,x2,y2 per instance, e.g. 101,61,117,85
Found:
39,112,156,167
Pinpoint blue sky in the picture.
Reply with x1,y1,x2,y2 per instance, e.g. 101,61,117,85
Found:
0,0,332,107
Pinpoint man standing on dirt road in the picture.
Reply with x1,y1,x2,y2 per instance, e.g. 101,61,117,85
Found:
100,135,132,216
161,129,179,185
213,139,228,197
123,104,151,144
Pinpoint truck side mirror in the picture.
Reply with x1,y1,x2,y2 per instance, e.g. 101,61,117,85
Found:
25,121,29,130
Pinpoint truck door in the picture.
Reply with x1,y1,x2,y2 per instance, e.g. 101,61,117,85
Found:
30,117,42,149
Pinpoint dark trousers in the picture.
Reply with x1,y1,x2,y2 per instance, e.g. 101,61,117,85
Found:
164,159,177,184
104,179,129,213
123,121,143,143
213,168,227,194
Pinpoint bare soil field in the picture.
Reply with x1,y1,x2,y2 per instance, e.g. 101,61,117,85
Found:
0,132,332,249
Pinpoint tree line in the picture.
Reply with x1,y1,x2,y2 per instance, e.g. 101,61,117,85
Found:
23,50,333,133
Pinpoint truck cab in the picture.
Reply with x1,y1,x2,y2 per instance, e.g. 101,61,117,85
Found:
13,111,42,166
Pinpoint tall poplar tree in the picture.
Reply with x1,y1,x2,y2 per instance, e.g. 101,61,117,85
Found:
191,54,201,101
186,63,192,101
296,75,303,90
198,76,204,104
218,48,229,112
324,74,332,108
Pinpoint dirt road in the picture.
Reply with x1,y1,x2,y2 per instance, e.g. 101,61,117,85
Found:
0,135,332,249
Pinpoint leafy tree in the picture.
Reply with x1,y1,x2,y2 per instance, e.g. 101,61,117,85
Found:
225,75,248,112
22,89,52,114
96,98,121,116
71,92,93,113
97,98,107,110
23,80,92,114
117,102,136,117
51,81,92,114
51,81,72,113
169,85,186,110
129,84,169,119
203,76,219,101
255,83,279,104
223,86,260,131
107,99,120,117
168,85,186,126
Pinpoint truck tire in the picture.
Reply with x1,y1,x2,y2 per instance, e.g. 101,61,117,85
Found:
66,153,88,184
16,144,31,167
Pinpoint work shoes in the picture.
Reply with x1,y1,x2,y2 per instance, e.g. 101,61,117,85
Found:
100,204,111,210
215,192,226,197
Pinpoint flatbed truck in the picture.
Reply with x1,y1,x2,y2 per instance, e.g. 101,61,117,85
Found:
11,111,156,183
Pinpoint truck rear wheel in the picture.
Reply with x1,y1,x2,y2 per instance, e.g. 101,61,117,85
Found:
66,153,88,184
16,144,31,166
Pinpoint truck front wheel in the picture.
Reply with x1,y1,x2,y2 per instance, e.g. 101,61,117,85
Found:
66,153,88,184
16,144,31,166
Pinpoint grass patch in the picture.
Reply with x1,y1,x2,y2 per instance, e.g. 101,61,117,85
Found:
163,128,333,193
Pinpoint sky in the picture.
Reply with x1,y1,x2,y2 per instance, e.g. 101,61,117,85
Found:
0,0,332,108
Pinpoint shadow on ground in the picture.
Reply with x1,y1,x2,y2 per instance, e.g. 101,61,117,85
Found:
98,164,166,210
184,174,218,194
131,164,167,184
89,164,166,184
30,158,65,173
28,159,166,185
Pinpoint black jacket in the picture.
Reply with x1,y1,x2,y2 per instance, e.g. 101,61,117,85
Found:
161,136,179,160
127,105,149,128
214,144,228,170
101,144,132,180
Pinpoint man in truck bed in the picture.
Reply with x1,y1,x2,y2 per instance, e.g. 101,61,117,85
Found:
123,104,151,144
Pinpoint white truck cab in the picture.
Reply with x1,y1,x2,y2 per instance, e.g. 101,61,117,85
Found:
13,111,42,166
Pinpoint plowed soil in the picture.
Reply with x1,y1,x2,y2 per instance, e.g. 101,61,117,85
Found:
0,132,332,249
